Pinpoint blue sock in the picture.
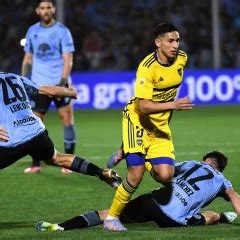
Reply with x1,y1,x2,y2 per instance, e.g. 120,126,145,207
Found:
64,125,76,154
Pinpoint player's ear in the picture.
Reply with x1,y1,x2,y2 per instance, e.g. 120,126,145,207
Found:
51,6,56,14
35,7,40,15
204,158,211,164
155,38,161,48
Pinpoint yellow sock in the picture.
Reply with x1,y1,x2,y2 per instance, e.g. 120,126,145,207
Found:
108,179,136,218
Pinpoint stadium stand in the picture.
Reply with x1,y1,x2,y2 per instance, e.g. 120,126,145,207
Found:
0,0,239,73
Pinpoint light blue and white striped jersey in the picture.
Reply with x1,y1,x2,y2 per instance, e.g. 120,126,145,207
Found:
153,160,232,225
0,72,45,147
24,22,75,86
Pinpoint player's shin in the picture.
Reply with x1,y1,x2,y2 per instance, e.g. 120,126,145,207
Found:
108,178,137,218
58,211,101,230
64,125,76,154
70,156,103,176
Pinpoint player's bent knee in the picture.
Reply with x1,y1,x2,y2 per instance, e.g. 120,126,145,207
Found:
155,172,173,183
52,152,74,168
127,172,144,187
51,152,63,166
152,165,174,183
161,171,174,181
127,166,145,187
128,175,143,187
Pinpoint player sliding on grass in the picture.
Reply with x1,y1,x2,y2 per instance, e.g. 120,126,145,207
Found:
36,151,239,231
0,72,121,189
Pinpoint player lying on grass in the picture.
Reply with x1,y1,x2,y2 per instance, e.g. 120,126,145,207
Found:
0,72,121,189
36,151,239,231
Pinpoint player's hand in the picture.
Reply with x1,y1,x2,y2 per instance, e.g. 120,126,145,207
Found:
173,96,194,110
56,82,69,100
0,127,9,142
67,86,77,99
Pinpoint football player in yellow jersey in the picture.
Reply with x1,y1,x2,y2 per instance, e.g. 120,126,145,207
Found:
104,23,194,231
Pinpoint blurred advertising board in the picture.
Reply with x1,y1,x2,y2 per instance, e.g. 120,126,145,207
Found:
71,70,240,109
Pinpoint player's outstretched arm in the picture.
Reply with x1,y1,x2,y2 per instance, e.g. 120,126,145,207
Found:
0,127,9,142
138,96,194,114
172,96,195,110
226,188,240,215
38,85,77,99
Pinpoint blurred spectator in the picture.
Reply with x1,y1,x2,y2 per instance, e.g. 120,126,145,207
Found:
82,31,104,69
0,0,240,73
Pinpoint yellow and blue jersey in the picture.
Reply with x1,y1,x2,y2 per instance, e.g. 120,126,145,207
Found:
124,50,187,135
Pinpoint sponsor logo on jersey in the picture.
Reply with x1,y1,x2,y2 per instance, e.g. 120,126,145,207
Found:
13,116,37,127
36,43,54,58
153,89,177,101
172,187,188,206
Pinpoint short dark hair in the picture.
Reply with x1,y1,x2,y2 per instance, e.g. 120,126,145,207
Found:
202,151,228,172
154,23,178,38
38,0,55,5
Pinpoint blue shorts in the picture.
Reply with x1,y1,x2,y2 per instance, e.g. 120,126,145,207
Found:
126,153,175,167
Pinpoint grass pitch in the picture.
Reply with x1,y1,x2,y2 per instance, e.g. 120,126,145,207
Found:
0,105,240,239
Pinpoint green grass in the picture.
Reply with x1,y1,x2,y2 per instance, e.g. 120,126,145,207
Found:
1,106,240,239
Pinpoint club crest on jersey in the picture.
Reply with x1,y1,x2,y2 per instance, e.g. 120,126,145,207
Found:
37,43,53,58
177,68,183,76
38,43,51,52
138,78,145,85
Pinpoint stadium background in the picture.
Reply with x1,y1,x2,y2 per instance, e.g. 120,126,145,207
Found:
1,1,240,239
1,0,240,109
